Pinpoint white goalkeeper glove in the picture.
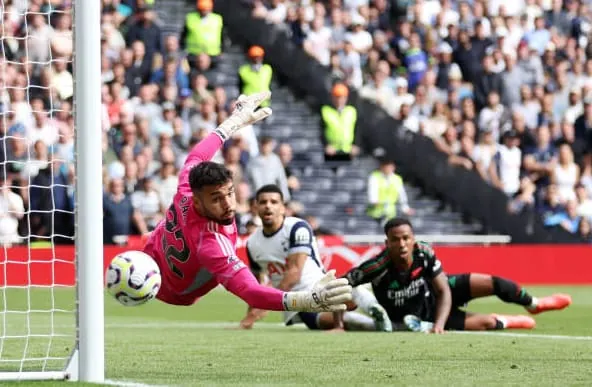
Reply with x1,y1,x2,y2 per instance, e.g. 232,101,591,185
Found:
214,91,272,141
283,270,352,312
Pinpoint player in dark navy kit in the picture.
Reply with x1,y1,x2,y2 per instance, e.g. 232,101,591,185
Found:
340,218,572,332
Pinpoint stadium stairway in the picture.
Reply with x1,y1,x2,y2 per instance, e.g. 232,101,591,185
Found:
154,0,482,236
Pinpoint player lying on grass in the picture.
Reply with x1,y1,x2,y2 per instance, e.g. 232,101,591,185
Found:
119,92,352,314
237,184,391,331
338,217,571,332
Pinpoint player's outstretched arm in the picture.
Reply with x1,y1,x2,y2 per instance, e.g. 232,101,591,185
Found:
178,92,272,188
225,269,352,312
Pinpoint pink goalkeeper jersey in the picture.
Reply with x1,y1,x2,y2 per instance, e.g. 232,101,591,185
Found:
143,133,248,305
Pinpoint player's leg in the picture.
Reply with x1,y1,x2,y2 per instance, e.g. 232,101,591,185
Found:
317,311,377,331
453,311,535,331
350,285,392,332
463,273,571,314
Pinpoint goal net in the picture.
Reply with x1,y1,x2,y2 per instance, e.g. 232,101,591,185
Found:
0,0,102,381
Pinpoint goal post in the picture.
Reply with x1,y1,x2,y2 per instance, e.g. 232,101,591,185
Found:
74,0,105,383
0,0,104,382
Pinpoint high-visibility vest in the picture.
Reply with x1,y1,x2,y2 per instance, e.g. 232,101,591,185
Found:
320,105,357,153
238,63,272,107
366,171,403,220
184,12,223,56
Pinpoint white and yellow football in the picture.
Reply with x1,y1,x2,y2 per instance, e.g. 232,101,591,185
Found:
105,250,161,306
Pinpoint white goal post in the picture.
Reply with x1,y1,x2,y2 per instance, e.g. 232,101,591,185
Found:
0,0,104,382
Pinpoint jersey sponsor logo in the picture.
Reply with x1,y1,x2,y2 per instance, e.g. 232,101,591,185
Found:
387,278,425,306
224,225,234,234
293,227,311,246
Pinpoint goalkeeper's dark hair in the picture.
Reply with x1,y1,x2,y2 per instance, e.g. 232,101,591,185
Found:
255,184,284,202
189,162,233,192
384,217,413,235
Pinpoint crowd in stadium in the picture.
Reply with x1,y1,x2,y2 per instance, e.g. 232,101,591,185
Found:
1,0,592,246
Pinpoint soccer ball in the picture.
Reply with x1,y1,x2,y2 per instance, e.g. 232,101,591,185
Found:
105,250,161,306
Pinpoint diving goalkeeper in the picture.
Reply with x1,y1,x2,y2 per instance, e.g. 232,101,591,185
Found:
139,92,352,313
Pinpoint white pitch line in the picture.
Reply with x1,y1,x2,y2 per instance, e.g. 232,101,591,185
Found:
452,330,592,341
105,322,592,340
104,321,287,329
104,379,170,387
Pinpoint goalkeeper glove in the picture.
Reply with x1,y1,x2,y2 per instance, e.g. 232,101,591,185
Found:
214,91,272,141
283,270,352,312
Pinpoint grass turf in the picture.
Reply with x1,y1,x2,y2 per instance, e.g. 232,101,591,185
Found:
0,286,591,386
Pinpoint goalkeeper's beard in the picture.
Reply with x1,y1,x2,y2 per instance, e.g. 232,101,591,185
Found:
196,204,236,225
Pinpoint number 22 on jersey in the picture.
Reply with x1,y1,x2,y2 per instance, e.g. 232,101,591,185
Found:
161,203,190,278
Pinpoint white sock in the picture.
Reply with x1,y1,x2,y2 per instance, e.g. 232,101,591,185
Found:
526,297,539,310
495,315,508,328
352,285,379,314
343,311,376,331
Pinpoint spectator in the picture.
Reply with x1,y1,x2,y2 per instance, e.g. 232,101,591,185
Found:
303,15,332,66
544,199,581,234
575,183,592,222
277,143,300,195
238,46,273,107
552,143,579,204
125,4,162,61
223,142,245,189
26,13,53,67
103,178,148,245
366,159,414,225
339,38,363,89
359,63,397,116
478,91,510,140
474,52,505,111
150,55,190,91
246,136,290,201
522,125,557,193
574,96,592,160
403,32,428,92
0,173,24,246
131,176,164,231
124,41,153,97
252,0,288,25
180,0,224,67
321,83,359,161
473,128,499,182
489,130,522,197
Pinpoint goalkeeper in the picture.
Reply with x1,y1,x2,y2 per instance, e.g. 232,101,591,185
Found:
135,92,352,314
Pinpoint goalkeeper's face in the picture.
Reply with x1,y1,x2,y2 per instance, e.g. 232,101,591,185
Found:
193,180,236,225
256,192,285,229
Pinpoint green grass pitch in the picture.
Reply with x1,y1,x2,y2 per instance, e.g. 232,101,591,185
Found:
1,286,591,386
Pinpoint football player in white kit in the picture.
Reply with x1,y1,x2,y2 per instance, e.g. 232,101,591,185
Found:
238,184,391,331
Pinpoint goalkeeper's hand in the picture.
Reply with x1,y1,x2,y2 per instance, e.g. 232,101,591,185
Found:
214,91,272,141
284,270,352,312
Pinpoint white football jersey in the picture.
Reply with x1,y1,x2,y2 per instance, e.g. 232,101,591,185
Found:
246,216,325,324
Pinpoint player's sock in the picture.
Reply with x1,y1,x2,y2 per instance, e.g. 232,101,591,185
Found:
351,285,379,313
492,314,536,329
491,316,507,330
492,276,533,307
343,311,377,331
